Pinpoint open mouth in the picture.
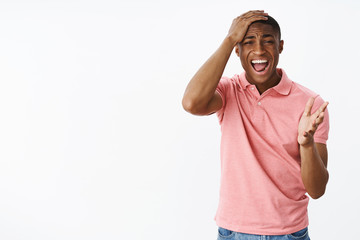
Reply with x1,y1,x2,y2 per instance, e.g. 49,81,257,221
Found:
251,59,269,73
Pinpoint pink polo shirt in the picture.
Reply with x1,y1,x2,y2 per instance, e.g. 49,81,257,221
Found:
214,68,329,235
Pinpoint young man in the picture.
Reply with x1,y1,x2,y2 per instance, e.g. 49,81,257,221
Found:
182,10,329,240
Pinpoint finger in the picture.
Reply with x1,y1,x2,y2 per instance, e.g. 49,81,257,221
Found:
237,14,268,23
245,15,268,21
235,13,268,22
313,101,329,118
243,12,268,19
303,130,314,137
315,112,325,125
307,129,315,136
246,10,268,16
312,119,318,129
303,97,315,116
304,118,318,134
240,10,268,19
306,119,318,133
242,10,266,16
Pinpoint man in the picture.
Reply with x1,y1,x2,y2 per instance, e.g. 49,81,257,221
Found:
182,10,329,240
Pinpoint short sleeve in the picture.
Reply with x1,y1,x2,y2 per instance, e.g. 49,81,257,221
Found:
215,76,230,123
312,95,330,144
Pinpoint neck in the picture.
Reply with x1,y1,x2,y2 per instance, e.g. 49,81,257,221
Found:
248,69,282,95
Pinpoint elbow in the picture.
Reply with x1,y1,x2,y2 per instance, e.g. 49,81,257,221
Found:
306,170,329,200
309,190,326,200
308,179,328,200
182,97,205,115
182,97,194,113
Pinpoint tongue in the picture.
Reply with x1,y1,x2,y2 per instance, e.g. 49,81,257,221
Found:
253,63,267,72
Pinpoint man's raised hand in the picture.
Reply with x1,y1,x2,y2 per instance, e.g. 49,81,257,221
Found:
298,97,329,147
227,10,268,47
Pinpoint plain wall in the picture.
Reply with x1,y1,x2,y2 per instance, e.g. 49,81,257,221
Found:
0,0,359,239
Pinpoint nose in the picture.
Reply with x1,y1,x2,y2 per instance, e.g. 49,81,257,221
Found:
253,41,265,55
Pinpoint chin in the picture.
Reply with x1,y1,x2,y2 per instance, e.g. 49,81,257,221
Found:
246,68,276,83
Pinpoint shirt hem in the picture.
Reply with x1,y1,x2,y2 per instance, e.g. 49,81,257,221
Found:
314,137,327,144
214,216,309,235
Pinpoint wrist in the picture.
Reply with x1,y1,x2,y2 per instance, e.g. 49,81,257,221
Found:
299,139,315,149
224,35,238,48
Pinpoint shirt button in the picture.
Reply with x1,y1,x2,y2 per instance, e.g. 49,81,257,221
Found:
251,87,255,90
258,102,261,106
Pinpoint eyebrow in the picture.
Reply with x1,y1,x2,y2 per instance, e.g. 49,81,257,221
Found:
243,34,275,40
263,34,275,38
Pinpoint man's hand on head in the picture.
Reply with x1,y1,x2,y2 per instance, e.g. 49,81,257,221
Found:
297,97,329,147
227,10,268,47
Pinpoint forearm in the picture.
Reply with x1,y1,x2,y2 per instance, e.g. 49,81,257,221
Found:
182,37,235,111
300,142,329,199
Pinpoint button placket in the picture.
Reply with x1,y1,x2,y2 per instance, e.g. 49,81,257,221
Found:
252,94,266,122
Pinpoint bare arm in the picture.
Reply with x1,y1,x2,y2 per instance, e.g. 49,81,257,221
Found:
300,142,328,199
182,10,269,115
182,38,233,115
298,97,329,199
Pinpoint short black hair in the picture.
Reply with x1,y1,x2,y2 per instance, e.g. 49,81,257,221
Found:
252,15,281,40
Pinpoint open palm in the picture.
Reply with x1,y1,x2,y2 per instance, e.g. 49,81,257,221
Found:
298,97,329,146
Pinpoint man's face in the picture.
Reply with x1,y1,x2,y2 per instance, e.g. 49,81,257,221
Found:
235,22,284,87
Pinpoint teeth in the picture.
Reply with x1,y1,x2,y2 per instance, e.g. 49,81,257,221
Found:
251,60,268,64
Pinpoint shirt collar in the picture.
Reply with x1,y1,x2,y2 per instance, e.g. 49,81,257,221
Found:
237,68,292,96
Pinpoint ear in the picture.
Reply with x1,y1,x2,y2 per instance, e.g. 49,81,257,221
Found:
235,43,240,57
279,40,284,54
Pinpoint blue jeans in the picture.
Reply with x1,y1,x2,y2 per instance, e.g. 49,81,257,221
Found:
217,226,310,240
